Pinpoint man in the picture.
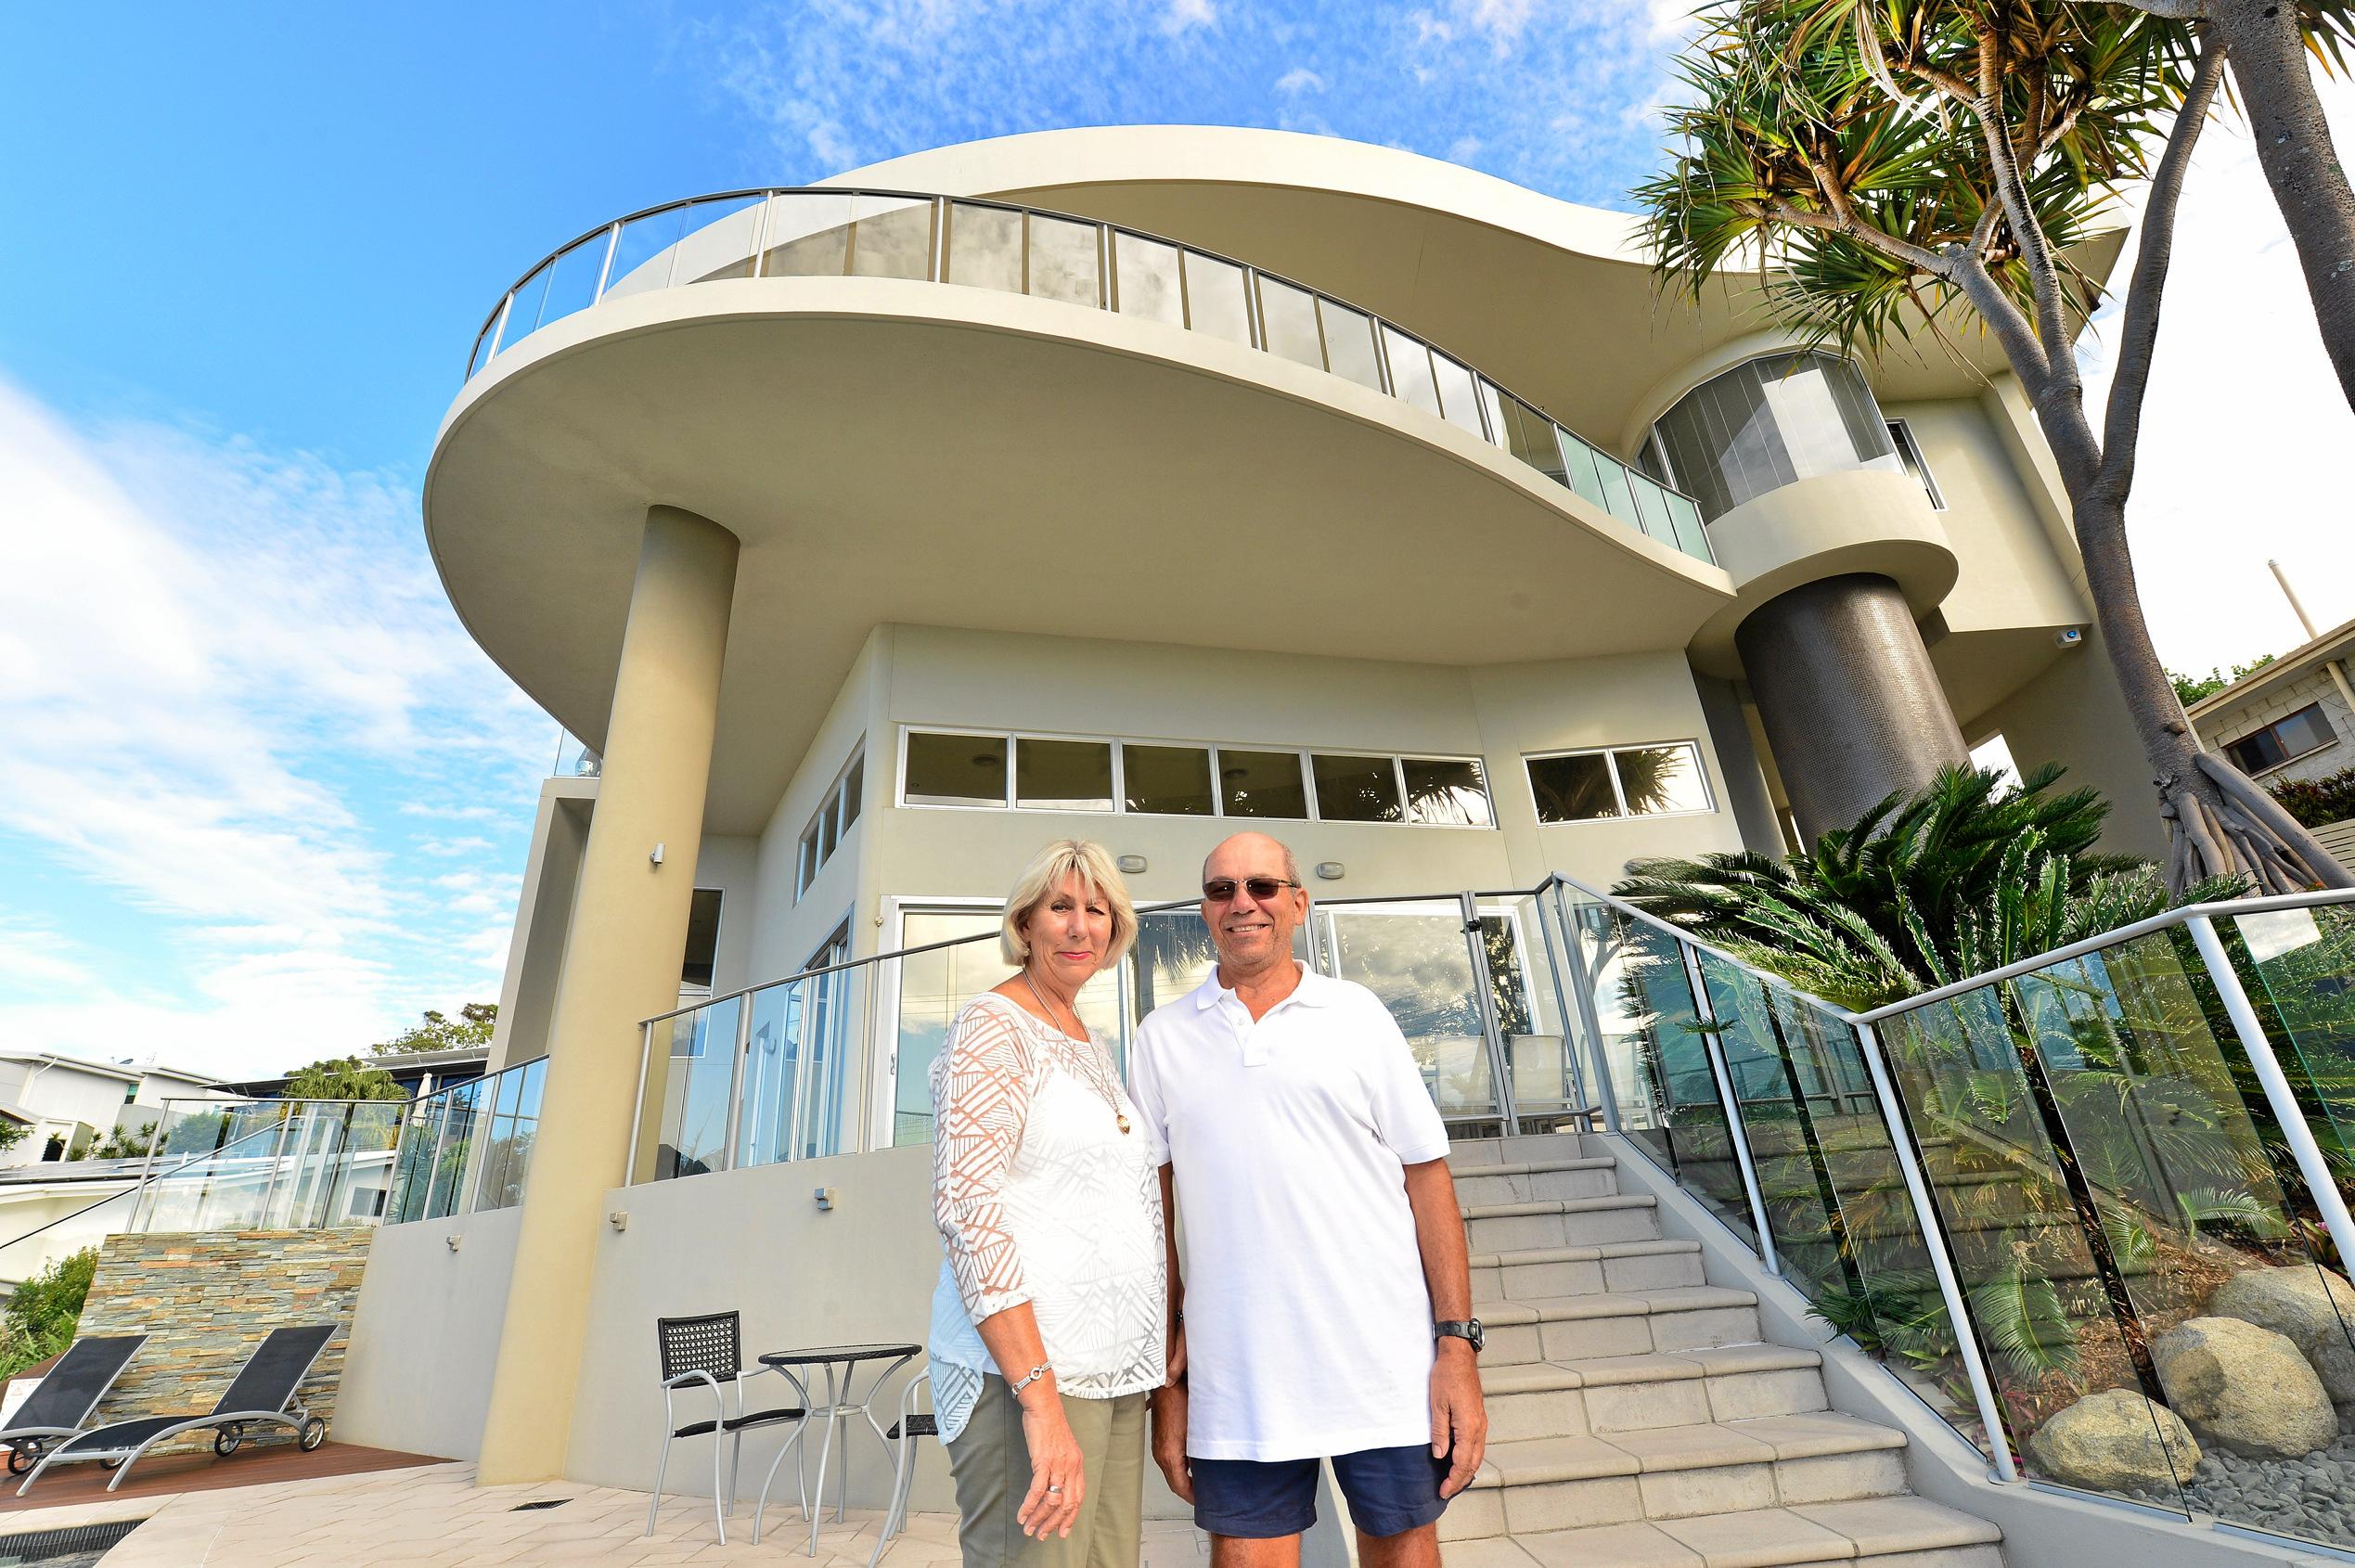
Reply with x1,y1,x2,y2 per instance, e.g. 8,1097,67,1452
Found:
1126,830,1486,1568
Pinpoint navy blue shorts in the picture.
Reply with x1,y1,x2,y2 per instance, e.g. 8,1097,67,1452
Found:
1190,1444,1452,1539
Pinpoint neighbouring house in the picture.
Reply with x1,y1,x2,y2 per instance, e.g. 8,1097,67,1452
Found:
220,1046,491,1103
0,1052,234,1170
2187,616,2355,865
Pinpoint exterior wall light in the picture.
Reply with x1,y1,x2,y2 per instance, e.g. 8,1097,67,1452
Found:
608,1211,629,1231
650,842,666,866
1316,862,1345,880
814,1187,836,1212
445,1233,463,1253
1116,855,1147,875
2053,627,2086,649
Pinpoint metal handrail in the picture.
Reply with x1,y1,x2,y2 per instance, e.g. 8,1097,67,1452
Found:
459,185,1714,563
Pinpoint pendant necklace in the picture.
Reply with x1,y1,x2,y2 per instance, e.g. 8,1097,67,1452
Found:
1022,971,1133,1135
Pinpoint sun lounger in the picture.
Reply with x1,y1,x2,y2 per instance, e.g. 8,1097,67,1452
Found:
0,1334,146,1476
18,1323,337,1495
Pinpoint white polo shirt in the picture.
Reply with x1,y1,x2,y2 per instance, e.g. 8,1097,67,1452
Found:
1127,962,1451,1461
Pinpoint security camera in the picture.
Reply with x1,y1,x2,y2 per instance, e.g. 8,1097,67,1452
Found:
2053,627,2086,649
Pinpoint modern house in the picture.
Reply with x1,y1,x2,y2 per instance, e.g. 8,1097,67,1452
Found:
221,1046,491,1103
286,127,2355,1568
0,1051,231,1167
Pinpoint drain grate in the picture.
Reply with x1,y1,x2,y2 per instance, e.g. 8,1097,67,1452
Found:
0,1519,146,1565
510,1497,573,1512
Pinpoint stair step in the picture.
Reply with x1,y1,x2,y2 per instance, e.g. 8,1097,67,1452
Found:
1449,1133,1594,1167
1478,1497,2003,1567
1454,1156,1621,1206
1478,1288,1760,1365
1483,1345,1828,1440
1443,1414,1909,1536
1465,1195,1660,1251
1472,1239,1704,1303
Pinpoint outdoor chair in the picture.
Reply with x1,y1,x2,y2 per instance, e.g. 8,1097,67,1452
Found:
868,1369,934,1568
16,1323,337,1496
648,1310,808,1545
0,1334,147,1476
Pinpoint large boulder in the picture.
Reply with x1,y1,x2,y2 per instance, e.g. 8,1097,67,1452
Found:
2026,1388,2202,1492
2151,1316,2337,1458
2208,1265,2355,1404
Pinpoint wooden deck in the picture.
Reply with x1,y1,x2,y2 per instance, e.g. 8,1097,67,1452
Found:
0,1441,446,1514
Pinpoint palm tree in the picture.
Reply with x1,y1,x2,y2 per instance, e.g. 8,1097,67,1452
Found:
1637,0,2350,893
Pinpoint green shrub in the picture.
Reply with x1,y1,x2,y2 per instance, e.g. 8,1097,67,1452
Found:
0,1250,97,1380
2268,765,2355,829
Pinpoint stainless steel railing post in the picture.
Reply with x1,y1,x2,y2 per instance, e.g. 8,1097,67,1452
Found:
2187,915,2355,1279
1528,880,1592,1125
625,1020,652,1188
1854,1019,2020,1483
1461,892,1519,1137
1550,882,1624,1134
1679,940,1781,1276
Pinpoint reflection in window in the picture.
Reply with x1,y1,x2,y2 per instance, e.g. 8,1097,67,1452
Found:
1433,353,1485,440
1384,328,1441,416
1528,743,1713,823
905,732,1008,806
1017,739,1114,812
1218,749,1308,818
1123,744,1215,815
947,202,1023,293
1114,233,1184,326
796,745,866,900
893,911,1123,1145
1652,352,1899,521
1311,754,1404,823
681,888,724,991
1321,909,1532,1122
1404,759,1494,827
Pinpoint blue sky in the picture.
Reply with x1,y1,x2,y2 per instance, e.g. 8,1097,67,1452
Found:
4,1,2353,1079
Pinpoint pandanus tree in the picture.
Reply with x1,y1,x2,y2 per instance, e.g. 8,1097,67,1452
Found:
1637,0,2351,893
2125,0,2355,412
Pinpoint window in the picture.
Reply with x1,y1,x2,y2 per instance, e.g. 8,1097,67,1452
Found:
793,745,868,900
1527,742,1713,823
1650,352,1899,521
1886,419,1945,509
2225,703,2339,775
680,888,724,994
1124,744,1215,815
899,728,1495,827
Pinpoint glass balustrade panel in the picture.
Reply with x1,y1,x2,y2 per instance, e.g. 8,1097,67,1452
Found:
1383,328,1441,417
758,191,853,277
1113,232,1184,326
1432,353,1486,440
1320,904,1501,1128
1629,471,1679,546
1665,491,1712,561
851,194,934,280
2005,930,2355,1549
467,318,497,379
1257,277,1323,369
739,977,807,1169
664,195,764,287
424,1077,487,1221
1592,450,1648,530
495,261,553,354
1557,432,1610,514
1027,214,1101,307
648,998,740,1180
539,232,611,333
1495,893,1585,1134
2227,903,2355,1174
1475,379,1510,450
1182,253,1253,346
1319,301,1383,392
1875,987,2196,1515
947,202,1023,294
604,205,692,300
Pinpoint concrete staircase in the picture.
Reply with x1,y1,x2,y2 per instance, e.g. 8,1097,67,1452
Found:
1443,1131,2005,1568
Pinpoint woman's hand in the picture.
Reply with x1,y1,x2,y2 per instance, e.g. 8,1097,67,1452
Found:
1165,1317,1187,1384
1016,1390,1087,1538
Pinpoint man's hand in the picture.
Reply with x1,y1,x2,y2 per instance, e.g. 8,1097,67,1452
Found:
1150,1382,1193,1503
1430,1341,1487,1498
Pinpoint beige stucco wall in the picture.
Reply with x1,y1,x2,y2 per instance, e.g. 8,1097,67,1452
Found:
694,834,763,998
1965,626,2170,861
1883,396,2087,637
338,1203,525,1461
491,781,594,1072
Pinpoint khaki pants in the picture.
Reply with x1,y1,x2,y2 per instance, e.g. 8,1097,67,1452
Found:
946,1377,1146,1568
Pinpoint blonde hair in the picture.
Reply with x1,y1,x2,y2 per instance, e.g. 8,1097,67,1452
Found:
1001,840,1138,970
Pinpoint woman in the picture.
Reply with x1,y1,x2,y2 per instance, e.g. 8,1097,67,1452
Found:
929,839,1164,1568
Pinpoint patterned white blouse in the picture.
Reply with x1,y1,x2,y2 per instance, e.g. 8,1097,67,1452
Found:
926,994,1165,1442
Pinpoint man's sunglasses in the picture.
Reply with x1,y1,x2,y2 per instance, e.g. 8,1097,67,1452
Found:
1202,878,1301,903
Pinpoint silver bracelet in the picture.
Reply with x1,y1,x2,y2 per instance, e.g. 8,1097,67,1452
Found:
1010,1361,1052,1397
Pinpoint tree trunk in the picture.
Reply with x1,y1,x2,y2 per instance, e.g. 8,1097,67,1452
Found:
2069,486,2353,891
2215,0,2355,412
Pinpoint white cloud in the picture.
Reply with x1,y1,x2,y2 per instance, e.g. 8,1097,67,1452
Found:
1275,66,1323,94
1162,0,1217,34
0,379,546,1077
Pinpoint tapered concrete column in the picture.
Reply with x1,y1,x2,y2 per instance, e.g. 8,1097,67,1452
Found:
1735,572,1966,842
475,506,739,1484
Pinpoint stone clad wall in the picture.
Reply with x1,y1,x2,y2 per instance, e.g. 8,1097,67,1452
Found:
76,1229,371,1453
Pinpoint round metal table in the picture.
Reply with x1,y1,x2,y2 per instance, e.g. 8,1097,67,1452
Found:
751,1343,920,1552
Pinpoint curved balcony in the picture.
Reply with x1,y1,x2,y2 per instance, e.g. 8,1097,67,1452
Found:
462,187,1713,565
